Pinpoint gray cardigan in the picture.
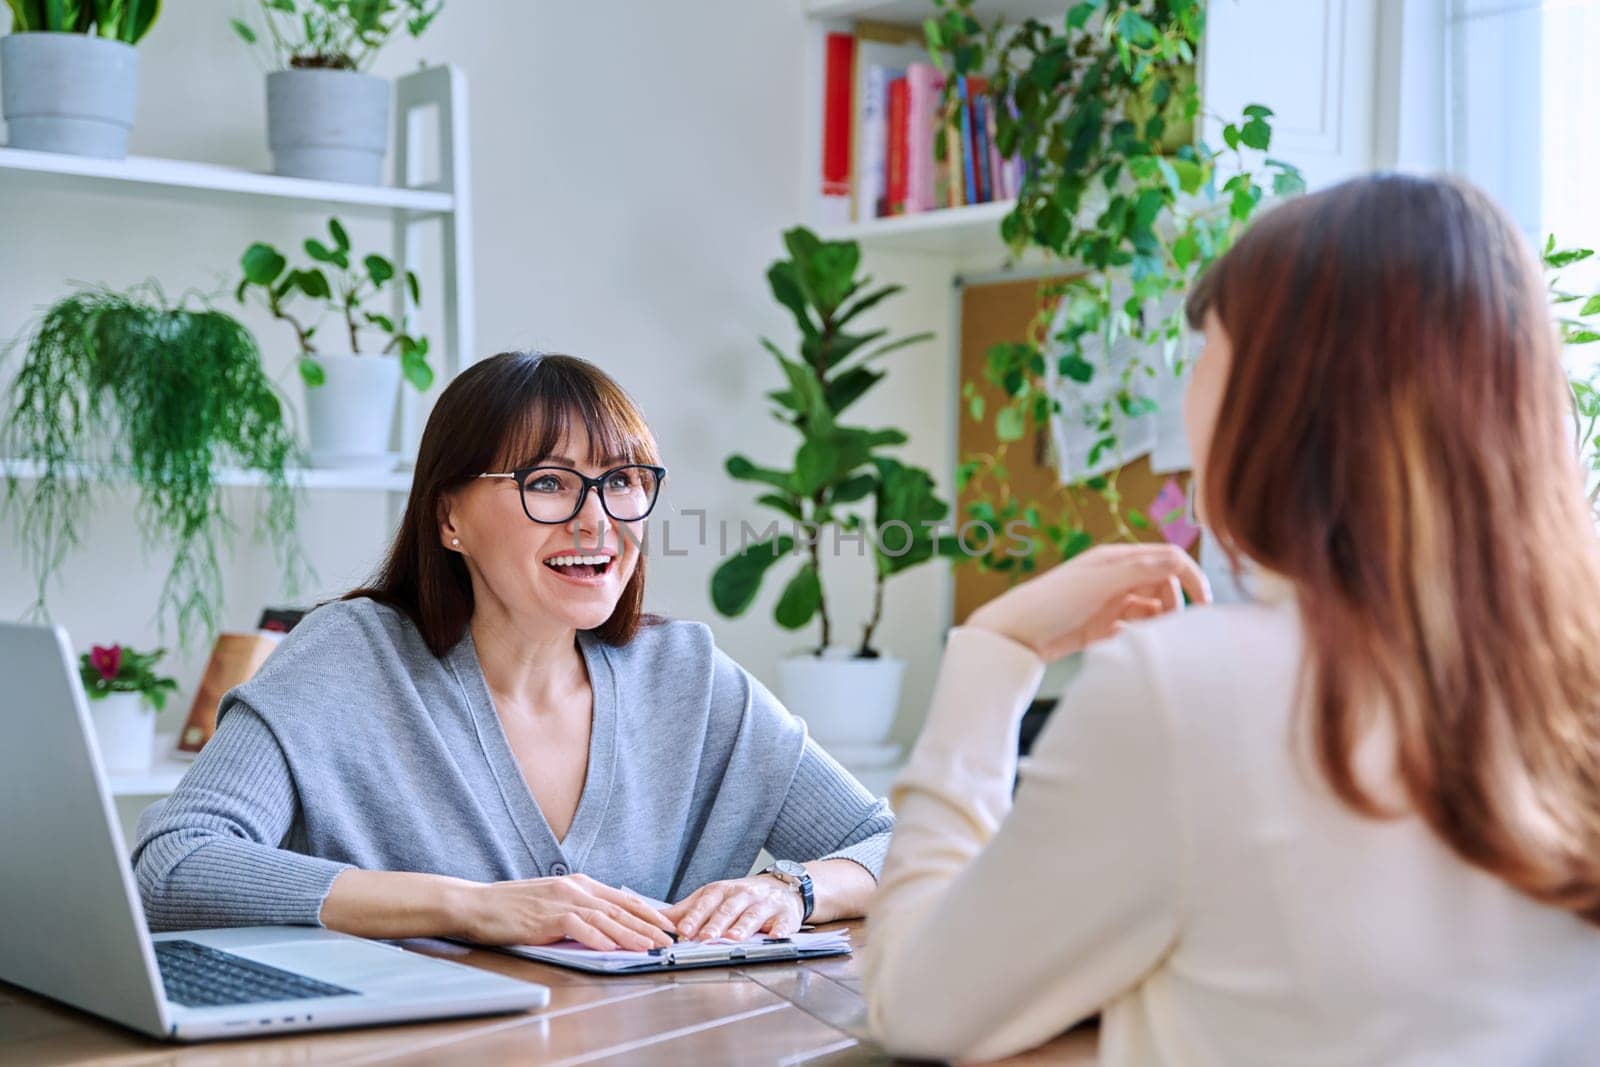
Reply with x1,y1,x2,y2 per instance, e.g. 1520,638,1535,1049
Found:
132,598,893,931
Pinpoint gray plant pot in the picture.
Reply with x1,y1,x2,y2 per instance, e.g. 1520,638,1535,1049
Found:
267,68,390,185
1,32,139,159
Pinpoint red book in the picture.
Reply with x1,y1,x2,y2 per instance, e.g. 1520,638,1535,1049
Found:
822,33,856,197
886,75,909,216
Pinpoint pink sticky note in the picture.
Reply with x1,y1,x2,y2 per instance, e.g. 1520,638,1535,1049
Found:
1150,477,1199,549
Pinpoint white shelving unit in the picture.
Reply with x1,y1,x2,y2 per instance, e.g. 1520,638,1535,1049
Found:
0,458,412,493
803,1,1061,256
0,63,474,494
106,734,190,798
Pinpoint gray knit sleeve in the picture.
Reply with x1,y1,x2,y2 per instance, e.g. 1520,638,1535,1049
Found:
131,702,354,931
766,735,895,880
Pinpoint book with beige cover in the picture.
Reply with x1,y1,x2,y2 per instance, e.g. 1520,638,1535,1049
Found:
176,633,281,753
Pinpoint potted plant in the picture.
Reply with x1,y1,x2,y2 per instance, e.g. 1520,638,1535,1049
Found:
2,0,160,158
230,0,443,184
926,0,1301,574
1,282,308,645
237,217,432,469
78,642,177,772
711,227,957,749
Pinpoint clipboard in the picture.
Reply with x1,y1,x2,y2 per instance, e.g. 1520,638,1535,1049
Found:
491,930,852,975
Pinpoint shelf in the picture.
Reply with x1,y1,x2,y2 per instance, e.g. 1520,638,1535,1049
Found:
107,734,191,797
822,199,1014,255
806,0,1069,25
1,459,414,493
0,146,455,218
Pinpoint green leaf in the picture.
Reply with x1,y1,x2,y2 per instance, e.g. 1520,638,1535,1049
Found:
1582,295,1600,316
1060,353,1095,383
1172,233,1198,270
773,562,822,629
1546,248,1594,269
756,492,805,521
304,239,337,264
401,347,434,391
295,268,332,300
1272,168,1306,197
364,254,395,285
406,270,421,305
1062,528,1094,559
230,17,256,43
240,243,286,286
710,535,797,616
832,472,876,504
1222,123,1240,151
328,217,350,252
726,454,793,493
1169,157,1204,194
1240,118,1271,151
1242,104,1274,119
363,311,396,333
996,405,1026,442
299,357,326,387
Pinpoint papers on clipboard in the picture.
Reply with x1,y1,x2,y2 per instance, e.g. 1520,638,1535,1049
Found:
497,929,853,974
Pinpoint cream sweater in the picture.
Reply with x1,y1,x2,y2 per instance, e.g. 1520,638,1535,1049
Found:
864,579,1600,1066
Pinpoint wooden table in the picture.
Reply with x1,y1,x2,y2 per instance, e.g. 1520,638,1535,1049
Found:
0,921,1097,1065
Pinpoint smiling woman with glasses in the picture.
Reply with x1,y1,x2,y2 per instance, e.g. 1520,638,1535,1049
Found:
132,352,891,953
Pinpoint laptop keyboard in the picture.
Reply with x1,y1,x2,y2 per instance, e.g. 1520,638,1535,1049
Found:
155,939,360,1008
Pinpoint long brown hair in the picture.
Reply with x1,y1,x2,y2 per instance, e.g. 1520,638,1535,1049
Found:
1187,173,1600,924
346,352,666,655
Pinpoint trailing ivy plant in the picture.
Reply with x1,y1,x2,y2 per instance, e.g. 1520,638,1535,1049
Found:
925,0,1302,577
1,283,310,644
230,0,441,71
710,227,958,657
237,217,433,391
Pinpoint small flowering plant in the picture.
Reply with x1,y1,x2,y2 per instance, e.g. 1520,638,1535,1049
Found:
78,644,180,712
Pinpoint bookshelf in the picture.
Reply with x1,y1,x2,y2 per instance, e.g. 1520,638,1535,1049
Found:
803,1,1061,257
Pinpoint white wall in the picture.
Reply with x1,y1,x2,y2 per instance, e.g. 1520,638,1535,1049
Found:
0,0,959,748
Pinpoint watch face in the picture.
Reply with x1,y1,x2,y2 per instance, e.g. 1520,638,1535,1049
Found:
775,859,806,879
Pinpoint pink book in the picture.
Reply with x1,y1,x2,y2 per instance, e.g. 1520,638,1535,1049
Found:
905,62,942,214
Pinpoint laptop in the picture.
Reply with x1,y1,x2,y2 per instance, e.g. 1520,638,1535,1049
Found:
0,622,551,1041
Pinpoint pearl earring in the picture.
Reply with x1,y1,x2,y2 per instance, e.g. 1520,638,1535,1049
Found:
451,538,460,547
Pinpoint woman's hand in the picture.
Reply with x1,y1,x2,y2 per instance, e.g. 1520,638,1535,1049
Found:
967,543,1212,663
454,872,676,951
663,875,804,941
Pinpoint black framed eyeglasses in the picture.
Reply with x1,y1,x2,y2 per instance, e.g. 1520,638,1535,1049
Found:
477,463,667,524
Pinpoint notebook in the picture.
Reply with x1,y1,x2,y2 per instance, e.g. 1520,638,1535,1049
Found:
494,929,852,975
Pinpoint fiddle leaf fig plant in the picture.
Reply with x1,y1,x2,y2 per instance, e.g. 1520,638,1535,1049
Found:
711,227,959,657
237,216,433,392
927,0,1302,577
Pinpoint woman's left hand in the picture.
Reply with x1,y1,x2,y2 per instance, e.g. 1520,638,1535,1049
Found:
663,875,804,941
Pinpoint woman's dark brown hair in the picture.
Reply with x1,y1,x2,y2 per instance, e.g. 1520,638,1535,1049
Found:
346,352,665,655
1187,173,1600,924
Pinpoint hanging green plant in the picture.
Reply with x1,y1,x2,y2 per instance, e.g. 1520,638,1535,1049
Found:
926,0,1303,577
1,283,310,644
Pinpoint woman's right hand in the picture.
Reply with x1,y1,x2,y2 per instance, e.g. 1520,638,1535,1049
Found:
966,543,1212,663
454,872,676,951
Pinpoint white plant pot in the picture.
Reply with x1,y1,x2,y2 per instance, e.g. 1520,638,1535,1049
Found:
88,691,156,773
1,33,139,159
777,648,905,748
302,352,401,469
266,68,390,185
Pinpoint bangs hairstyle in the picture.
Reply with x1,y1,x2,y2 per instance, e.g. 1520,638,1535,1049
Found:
1185,173,1600,925
346,351,666,655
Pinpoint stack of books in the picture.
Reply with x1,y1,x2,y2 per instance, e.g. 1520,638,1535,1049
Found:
820,27,1025,224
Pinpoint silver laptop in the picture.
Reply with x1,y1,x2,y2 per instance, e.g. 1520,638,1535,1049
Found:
0,622,550,1041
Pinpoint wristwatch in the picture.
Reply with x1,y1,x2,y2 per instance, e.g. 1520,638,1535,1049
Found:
759,859,814,923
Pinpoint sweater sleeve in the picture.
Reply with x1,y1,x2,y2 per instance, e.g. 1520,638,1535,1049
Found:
765,735,895,878
131,702,355,931
863,626,1185,1064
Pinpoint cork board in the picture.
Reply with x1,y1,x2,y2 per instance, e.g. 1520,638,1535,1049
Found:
952,274,1192,624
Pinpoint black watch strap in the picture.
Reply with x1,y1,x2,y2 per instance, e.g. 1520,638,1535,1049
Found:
796,871,815,923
